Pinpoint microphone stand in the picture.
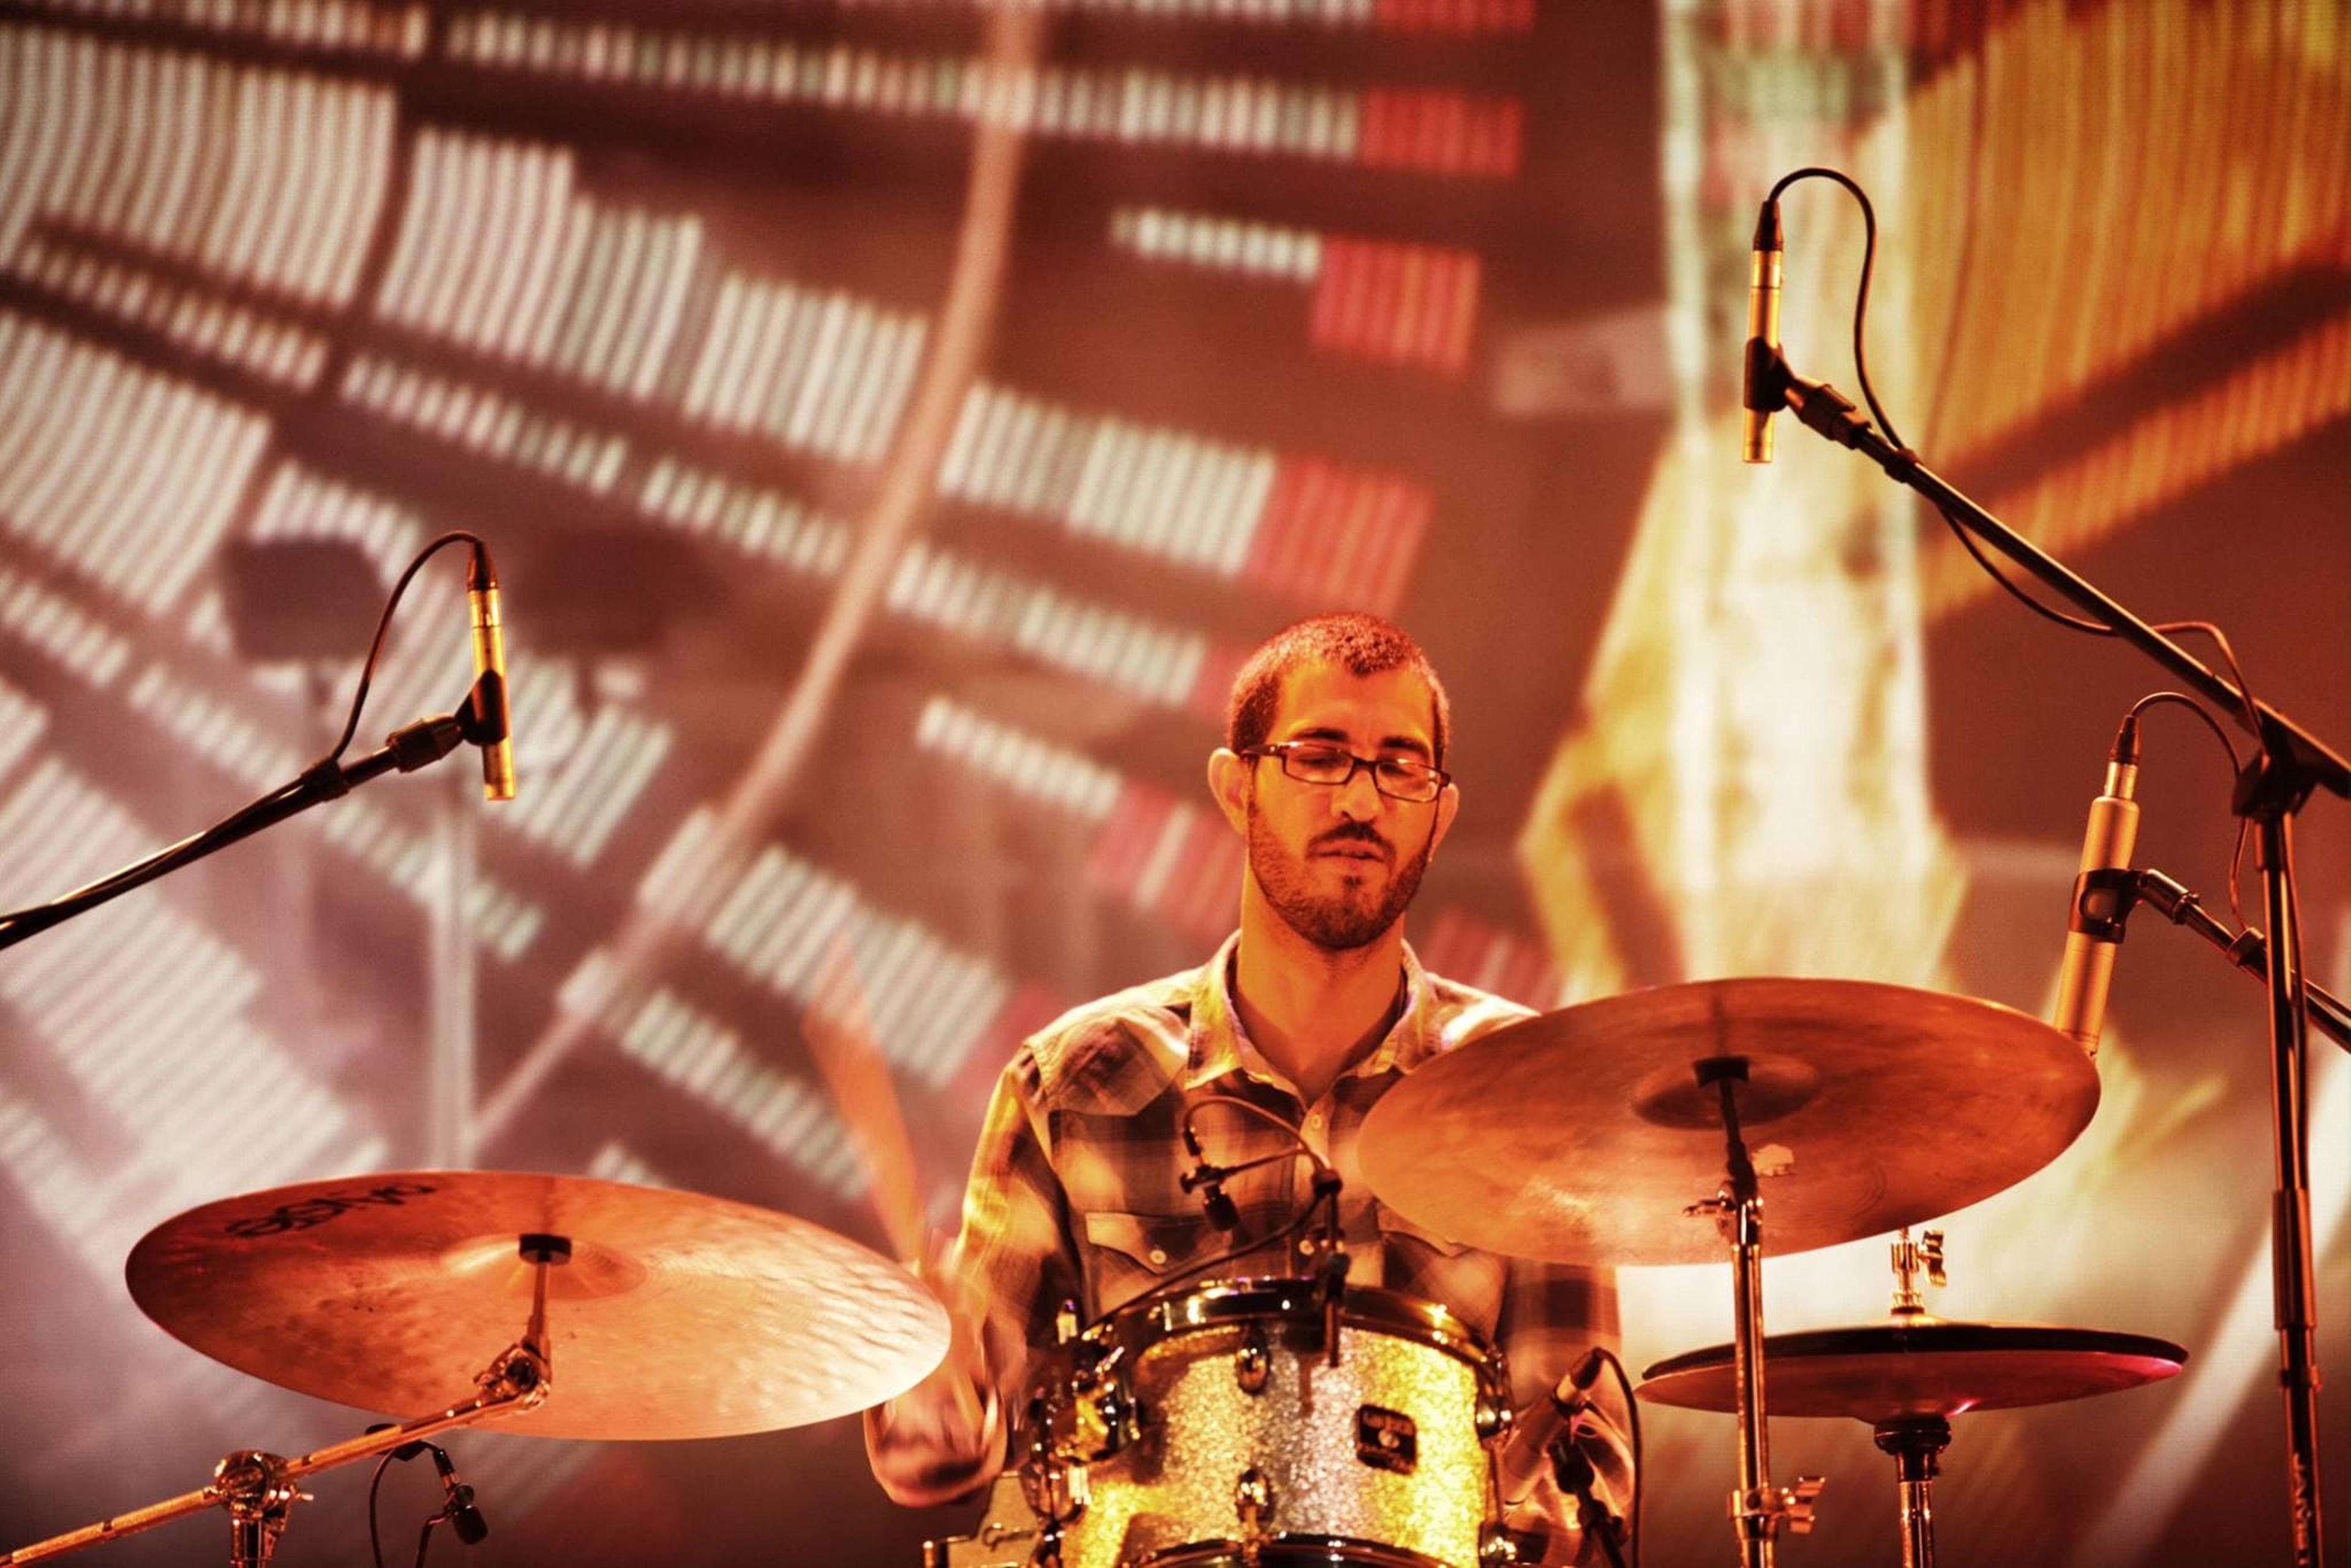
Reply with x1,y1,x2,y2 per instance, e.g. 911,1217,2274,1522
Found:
1753,343,2347,1568
0,680,509,955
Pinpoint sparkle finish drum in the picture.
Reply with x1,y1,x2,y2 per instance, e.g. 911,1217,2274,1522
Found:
1021,1279,1514,1568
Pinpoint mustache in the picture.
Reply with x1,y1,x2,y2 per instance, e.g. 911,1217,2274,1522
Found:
1311,825,1392,860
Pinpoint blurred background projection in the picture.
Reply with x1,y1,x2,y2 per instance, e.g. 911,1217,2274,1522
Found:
0,0,2344,1563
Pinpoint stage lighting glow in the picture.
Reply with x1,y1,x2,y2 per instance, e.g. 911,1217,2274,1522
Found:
502,705,676,868
885,541,1211,707
1906,0,2348,465
610,985,868,1198
913,696,1122,821
635,811,1010,1089
342,352,632,490
1928,311,2351,620
0,29,396,302
682,274,929,462
940,383,1430,609
0,313,269,613
1109,207,1489,375
640,457,855,574
1112,206,1324,282
441,16,1524,174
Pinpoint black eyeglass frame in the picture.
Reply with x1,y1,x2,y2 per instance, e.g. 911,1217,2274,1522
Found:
1240,741,1451,803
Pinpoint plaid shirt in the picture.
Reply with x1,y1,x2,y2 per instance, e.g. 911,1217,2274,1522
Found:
948,932,1632,1562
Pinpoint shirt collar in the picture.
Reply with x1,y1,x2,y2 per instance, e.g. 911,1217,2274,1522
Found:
1182,930,1442,1096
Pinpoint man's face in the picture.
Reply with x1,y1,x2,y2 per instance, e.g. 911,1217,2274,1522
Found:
1226,662,1458,951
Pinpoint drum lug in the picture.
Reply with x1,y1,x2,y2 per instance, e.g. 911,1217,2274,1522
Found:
1475,1389,1513,1442
1234,1320,1271,1395
1478,1521,1521,1566
1234,1465,1276,1566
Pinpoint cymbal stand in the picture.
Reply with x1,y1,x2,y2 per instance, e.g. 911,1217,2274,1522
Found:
0,1234,567,1566
1871,1417,1951,1568
1684,1057,1824,1568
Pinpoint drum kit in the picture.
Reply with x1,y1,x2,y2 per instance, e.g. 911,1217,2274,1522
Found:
3,978,2189,1568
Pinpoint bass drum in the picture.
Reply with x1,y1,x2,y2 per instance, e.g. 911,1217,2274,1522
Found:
1021,1278,1515,1567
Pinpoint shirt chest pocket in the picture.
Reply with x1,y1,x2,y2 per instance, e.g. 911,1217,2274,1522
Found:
1081,1210,1218,1316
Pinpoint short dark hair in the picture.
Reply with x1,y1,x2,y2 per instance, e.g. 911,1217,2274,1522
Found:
1225,613,1451,767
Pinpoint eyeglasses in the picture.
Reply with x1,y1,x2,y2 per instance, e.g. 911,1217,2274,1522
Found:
1243,741,1449,804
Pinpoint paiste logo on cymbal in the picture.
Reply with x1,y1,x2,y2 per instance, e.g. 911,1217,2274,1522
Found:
222,1182,440,1239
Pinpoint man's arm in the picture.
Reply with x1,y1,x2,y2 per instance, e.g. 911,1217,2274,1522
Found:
1491,1258,1635,1566
865,1048,1080,1507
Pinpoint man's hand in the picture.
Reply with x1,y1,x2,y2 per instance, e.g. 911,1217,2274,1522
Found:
864,1244,1004,1508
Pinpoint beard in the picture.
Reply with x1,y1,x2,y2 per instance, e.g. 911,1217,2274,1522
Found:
1246,798,1436,951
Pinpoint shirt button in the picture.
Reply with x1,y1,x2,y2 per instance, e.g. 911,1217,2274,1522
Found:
1307,1112,1326,1130
1148,1247,1169,1266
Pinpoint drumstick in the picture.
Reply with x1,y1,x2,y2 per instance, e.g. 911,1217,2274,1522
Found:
803,934,929,1262
802,938,988,1429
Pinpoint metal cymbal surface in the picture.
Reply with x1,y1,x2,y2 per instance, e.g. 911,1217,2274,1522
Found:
1355,978,2098,1266
1638,1321,2188,1421
126,1171,950,1440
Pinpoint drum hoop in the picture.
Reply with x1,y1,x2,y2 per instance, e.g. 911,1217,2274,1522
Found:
1099,1277,1495,1370
1133,1533,1457,1568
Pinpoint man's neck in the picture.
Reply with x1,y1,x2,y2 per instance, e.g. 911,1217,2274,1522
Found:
1229,888,1408,1108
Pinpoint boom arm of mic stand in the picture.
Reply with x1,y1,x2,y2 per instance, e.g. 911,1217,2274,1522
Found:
1758,349,2351,800
2132,869,2351,1050
0,712,475,953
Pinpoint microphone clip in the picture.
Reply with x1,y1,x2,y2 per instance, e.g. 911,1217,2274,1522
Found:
2070,866,2142,943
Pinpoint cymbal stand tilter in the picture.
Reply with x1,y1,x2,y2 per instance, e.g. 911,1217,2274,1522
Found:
1682,1056,1825,1568
0,1233,569,1567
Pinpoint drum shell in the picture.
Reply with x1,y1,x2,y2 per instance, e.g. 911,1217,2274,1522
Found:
1028,1280,1509,1568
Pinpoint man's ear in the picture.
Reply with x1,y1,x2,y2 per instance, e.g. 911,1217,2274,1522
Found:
1428,779,1461,857
1207,748,1250,835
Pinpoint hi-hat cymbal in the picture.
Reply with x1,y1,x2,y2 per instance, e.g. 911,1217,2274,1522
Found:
1638,1321,2188,1422
1356,978,2096,1266
125,1171,950,1440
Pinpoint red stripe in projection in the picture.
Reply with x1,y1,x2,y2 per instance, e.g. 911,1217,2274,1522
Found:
1163,808,1243,942
1190,641,1248,721
1378,0,1548,34
1247,456,1311,595
1292,459,1351,602
951,978,1073,1101
1087,783,1172,896
1307,236,1350,345
1401,248,1438,361
1358,92,1521,177
1367,482,1432,613
1340,479,1399,609
1359,242,1402,359
1441,253,1480,373
1313,239,1361,359
1320,474,1378,607
1256,456,1325,599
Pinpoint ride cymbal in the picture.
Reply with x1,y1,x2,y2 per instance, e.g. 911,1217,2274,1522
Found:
126,1171,949,1439
1357,978,2097,1266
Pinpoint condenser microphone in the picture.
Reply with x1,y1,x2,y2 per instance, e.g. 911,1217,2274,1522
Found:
2051,715,2143,1055
467,544,515,802
429,1445,489,1545
1741,198,1785,464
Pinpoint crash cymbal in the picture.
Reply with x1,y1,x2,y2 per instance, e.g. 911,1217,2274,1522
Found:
126,1171,950,1440
1356,978,2096,1266
1638,1321,2188,1422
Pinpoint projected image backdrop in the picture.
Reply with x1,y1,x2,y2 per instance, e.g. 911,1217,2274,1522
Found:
0,0,2344,1563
